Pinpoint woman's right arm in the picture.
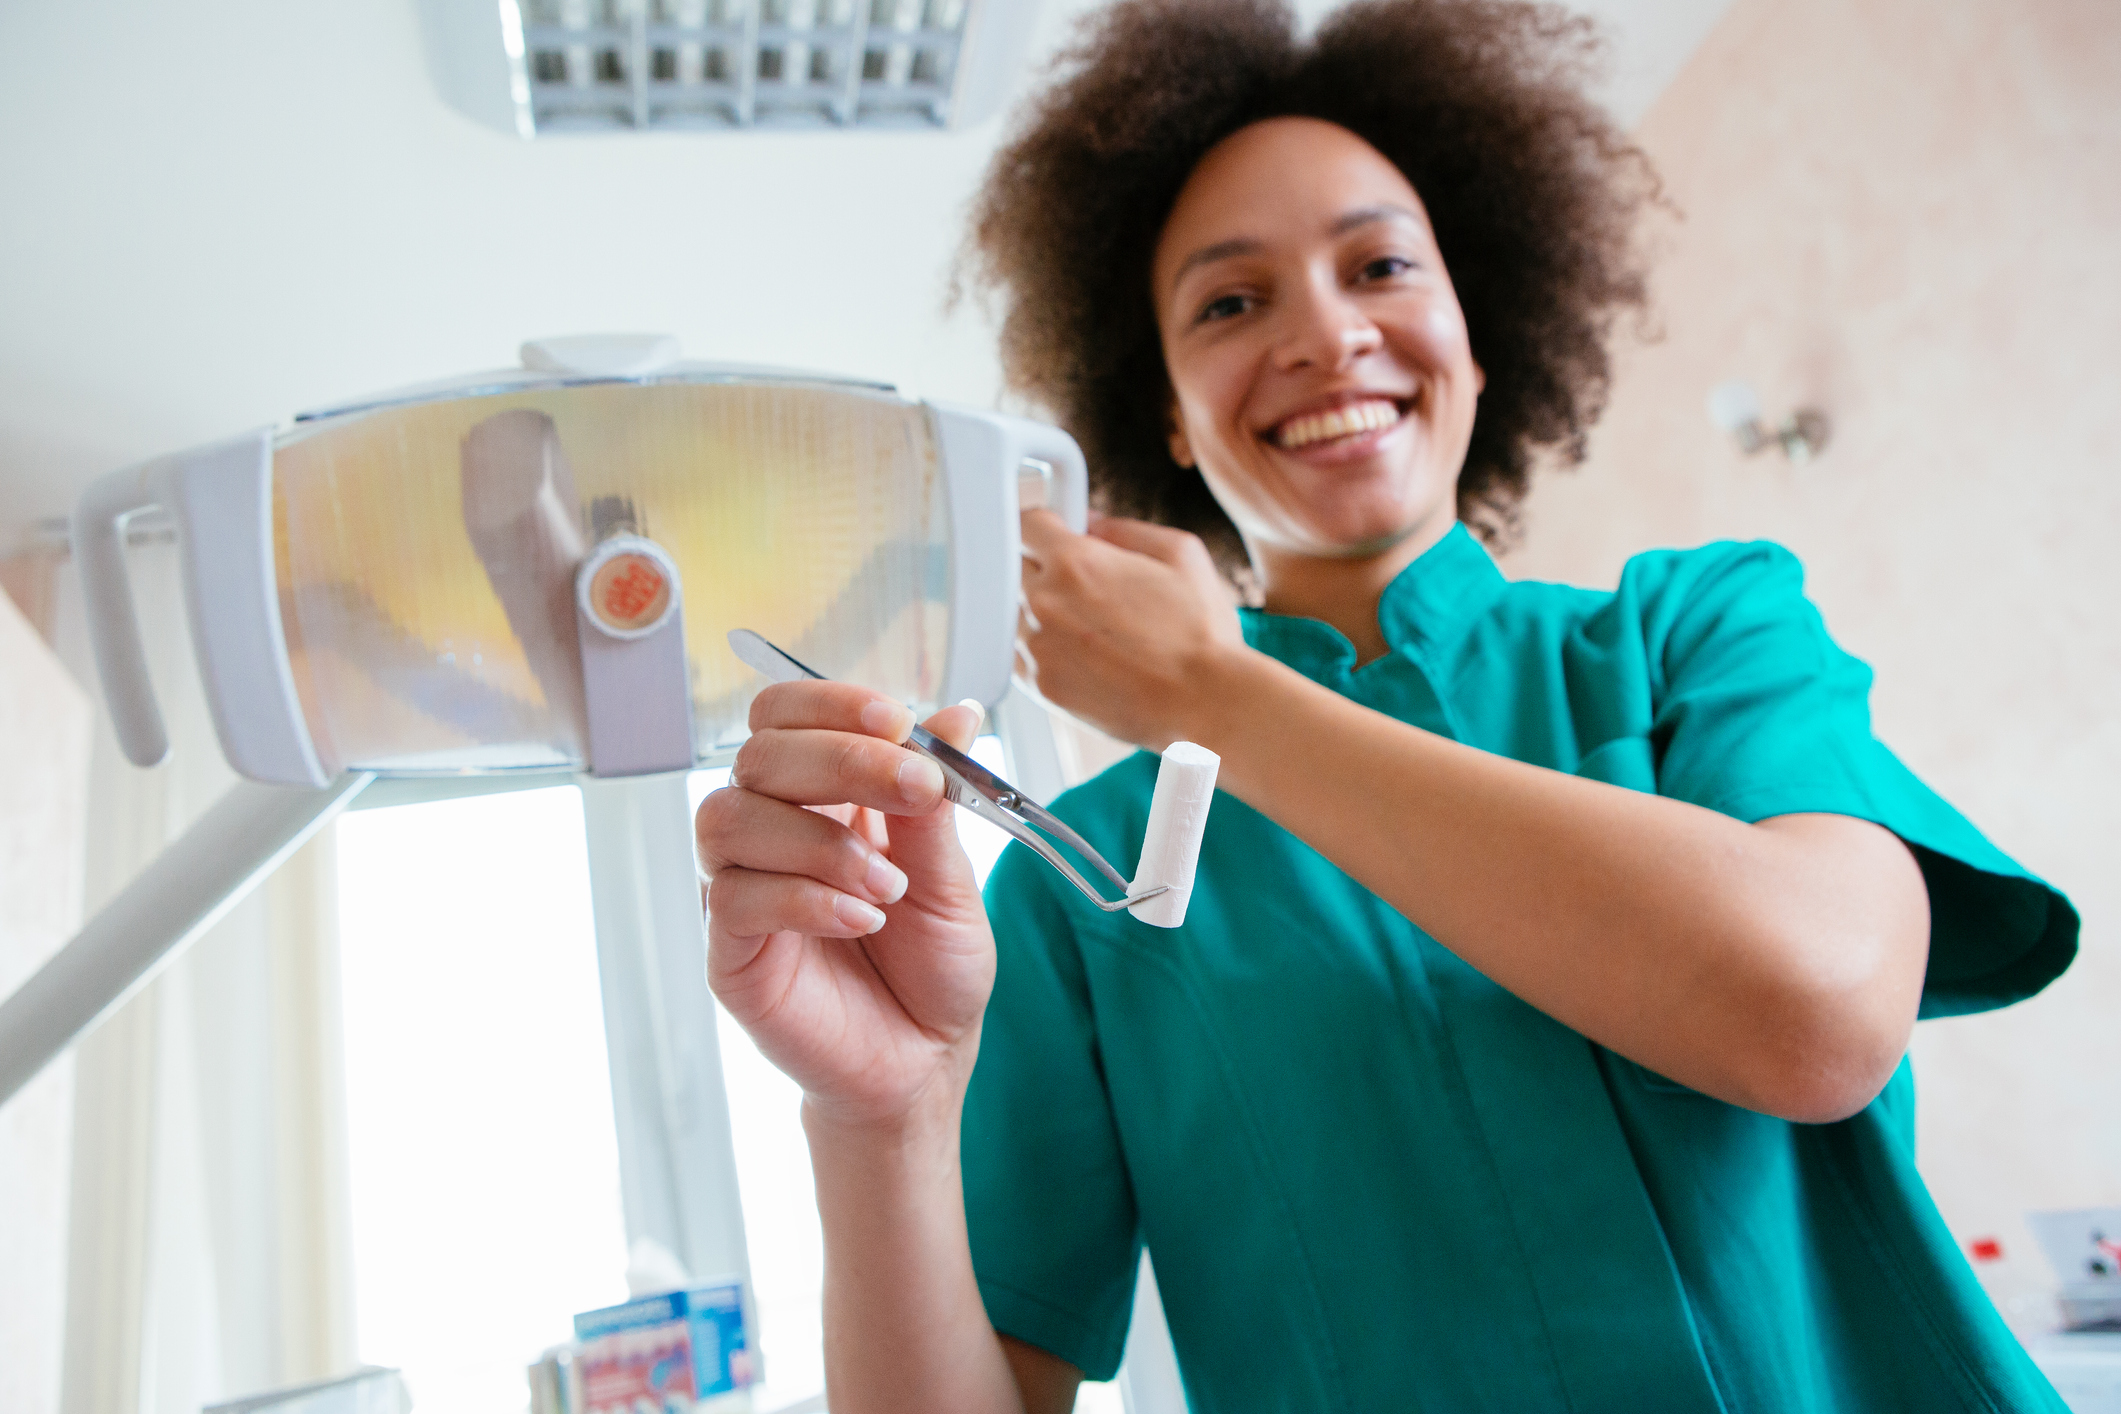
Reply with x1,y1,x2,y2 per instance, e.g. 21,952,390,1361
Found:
807,1092,1086,1414
695,679,1082,1414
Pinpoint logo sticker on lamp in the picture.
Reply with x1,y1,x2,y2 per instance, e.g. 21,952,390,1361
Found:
582,538,679,639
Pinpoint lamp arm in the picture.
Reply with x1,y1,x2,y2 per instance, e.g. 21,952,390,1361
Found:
0,773,373,1109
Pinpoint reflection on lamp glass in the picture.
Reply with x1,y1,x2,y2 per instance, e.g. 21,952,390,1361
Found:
1706,379,1831,464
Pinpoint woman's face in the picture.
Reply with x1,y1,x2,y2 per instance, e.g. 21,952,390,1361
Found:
1151,117,1482,562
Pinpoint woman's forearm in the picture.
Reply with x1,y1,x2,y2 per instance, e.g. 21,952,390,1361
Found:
1181,649,1930,1122
804,1078,1033,1414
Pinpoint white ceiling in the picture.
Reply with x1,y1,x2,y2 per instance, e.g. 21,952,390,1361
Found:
0,0,1731,533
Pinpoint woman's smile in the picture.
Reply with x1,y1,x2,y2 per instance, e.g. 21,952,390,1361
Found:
1266,394,1410,454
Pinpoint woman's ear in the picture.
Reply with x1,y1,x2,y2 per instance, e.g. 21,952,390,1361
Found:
1167,408,1196,468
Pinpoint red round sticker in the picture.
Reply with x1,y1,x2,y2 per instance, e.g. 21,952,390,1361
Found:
588,551,672,634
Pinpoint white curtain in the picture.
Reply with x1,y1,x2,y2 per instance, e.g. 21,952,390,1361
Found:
42,543,357,1414
0,562,93,1414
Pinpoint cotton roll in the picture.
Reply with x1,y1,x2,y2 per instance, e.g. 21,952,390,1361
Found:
1128,742,1221,928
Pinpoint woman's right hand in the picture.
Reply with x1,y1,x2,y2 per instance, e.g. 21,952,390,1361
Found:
697,681,995,1132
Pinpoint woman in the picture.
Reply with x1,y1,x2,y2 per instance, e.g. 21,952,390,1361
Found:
696,1,2079,1409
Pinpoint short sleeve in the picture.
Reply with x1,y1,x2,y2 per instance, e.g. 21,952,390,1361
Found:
1625,541,2078,1018
962,839,1142,1379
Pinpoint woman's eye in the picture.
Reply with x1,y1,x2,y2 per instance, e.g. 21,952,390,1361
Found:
1358,255,1413,282
1198,293,1251,323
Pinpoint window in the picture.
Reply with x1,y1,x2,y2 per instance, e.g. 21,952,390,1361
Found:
338,786,628,1412
336,738,1126,1411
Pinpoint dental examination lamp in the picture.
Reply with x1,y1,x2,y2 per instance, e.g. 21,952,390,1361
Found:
0,334,1090,1112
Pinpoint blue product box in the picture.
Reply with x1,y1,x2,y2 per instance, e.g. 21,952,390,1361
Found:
574,1282,753,1398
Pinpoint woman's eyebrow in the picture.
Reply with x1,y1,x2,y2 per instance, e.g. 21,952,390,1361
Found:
1330,203,1424,236
1169,237,1264,293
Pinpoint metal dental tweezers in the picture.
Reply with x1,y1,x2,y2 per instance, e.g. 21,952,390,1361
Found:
728,629,1165,913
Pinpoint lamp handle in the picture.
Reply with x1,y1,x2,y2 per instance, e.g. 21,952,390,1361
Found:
927,405,1090,710
72,458,175,768
71,429,327,786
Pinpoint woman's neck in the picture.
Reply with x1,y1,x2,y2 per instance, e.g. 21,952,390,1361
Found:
1252,517,1456,666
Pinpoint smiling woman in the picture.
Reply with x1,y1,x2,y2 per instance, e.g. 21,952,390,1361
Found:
694,2,2080,1412
959,0,1655,571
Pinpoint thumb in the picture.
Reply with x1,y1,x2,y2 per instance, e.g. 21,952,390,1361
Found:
883,697,985,843
923,698,986,753
880,698,989,889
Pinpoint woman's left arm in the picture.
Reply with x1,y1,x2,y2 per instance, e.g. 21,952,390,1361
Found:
1018,513,1930,1125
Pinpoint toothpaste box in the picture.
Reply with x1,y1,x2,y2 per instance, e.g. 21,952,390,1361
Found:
573,1283,754,1414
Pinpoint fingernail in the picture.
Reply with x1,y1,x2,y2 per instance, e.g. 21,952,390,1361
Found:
898,754,945,805
866,853,909,904
956,697,987,729
835,894,887,934
860,699,912,741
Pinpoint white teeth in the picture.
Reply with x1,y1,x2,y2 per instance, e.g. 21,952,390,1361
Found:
1274,399,1402,450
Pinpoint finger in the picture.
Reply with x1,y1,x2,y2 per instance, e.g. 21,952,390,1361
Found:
733,727,948,814
922,699,986,754
852,803,891,853
707,866,888,940
1018,507,1077,564
804,801,858,828
1087,514,1205,567
695,787,909,905
748,679,915,744
703,907,775,984
1022,514,1111,596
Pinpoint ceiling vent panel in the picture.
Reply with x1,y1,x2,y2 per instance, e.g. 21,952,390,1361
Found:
420,0,1040,136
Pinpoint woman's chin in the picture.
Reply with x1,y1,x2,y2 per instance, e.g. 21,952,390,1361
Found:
1281,504,1453,561
1321,526,1426,559
1215,473,1461,564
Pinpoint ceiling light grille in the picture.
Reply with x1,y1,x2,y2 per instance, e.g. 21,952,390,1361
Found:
421,0,1037,136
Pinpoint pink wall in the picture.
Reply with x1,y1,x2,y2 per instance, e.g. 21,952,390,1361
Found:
1500,0,2121,1328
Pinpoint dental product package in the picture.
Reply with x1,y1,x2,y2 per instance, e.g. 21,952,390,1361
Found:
573,1281,754,1414
2030,1208,2121,1330
526,1345,581,1414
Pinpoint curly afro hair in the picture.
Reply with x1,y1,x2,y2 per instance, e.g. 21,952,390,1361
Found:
958,0,1659,567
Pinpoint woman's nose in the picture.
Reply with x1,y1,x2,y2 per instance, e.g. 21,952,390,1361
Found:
1274,282,1383,372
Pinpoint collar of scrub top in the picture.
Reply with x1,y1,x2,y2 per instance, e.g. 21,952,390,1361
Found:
1239,522,1510,681
727,630,1168,914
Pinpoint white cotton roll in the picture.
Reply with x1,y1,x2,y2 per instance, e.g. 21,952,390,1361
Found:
1128,742,1221,928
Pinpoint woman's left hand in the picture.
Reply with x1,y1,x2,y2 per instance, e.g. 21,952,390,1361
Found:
1016,509,1247,748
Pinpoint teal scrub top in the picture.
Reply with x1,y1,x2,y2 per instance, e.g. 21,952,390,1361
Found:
963,527,2079,1413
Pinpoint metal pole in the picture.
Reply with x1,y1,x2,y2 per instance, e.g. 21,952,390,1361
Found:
578,773,754,1300
0,773,374,1109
